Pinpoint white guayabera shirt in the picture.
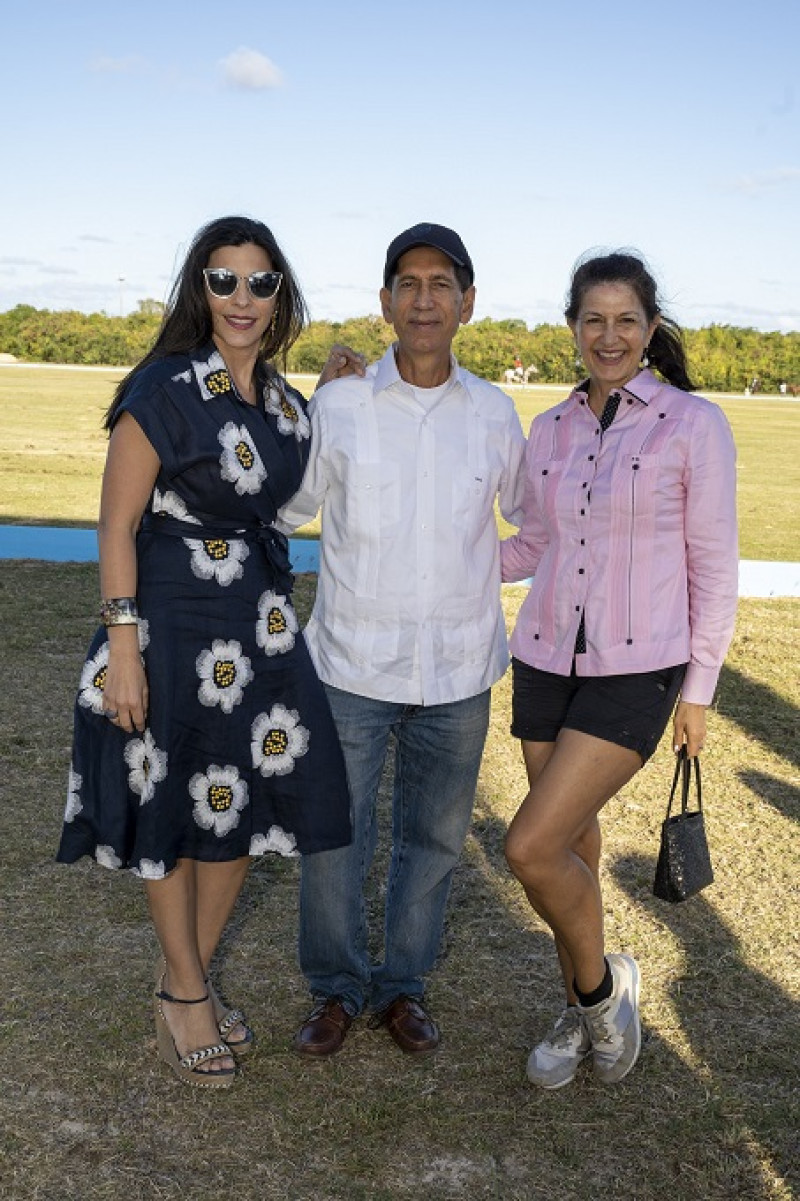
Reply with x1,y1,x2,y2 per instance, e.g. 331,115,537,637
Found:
277,346,526,705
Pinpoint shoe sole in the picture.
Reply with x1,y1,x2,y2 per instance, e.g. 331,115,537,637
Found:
528,1069,581,1090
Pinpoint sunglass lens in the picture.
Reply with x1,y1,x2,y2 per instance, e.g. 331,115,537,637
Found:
248,272,281,300
205,270,237,298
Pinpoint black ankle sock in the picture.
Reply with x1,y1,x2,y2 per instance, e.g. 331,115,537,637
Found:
575,959,613,1008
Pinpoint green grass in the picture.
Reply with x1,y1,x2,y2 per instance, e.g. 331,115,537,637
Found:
0,564,797,1200
1,367,797,559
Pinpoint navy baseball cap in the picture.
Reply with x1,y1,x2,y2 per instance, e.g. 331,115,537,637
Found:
383,223,474,286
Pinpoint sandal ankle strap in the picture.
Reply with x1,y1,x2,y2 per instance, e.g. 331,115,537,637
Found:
156,987,210,1006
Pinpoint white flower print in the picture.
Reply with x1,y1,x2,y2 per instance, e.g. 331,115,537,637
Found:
96,845,122,870
251,704,310,777
124,730,168,805
189,764,249,838
78,643,110,715
196,640,254,714
78,625,149,715
151,487,201,524
64,765,83,822
256,590,298,656
250,826,299,858
184,536,249,586
192,349,231,400
218,422,267,496
132,859,167,879
264,383,311,441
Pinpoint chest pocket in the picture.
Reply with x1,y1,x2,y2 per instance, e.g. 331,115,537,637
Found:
451,462,495,520
609,453,662,517
351,461,402,532
531,459,569,525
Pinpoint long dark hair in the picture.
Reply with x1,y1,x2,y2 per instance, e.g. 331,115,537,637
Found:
565,250,696,392
105,215,309,428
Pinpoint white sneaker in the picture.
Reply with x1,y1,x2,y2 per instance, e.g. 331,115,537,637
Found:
579,953,641,1084
526,1006,591,1089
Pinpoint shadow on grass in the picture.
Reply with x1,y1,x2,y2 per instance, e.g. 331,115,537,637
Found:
737,769,800,823
610,851,799,1193
717,663,800,776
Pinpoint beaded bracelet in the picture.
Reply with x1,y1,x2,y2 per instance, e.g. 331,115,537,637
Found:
100,597,139,627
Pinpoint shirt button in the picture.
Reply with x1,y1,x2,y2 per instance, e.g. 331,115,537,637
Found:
659,413,666,419
580,508,585,516
582,482,588,488
627,398,633,405
578,568,585,574
588,455,595,461
542,469,548,476
580,538,585,545
555,415,561,422
575,605,581,612
534,633,540,640
632,464,640,471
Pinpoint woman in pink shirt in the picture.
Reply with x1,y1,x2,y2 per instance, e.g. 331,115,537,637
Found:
501,250,737,1090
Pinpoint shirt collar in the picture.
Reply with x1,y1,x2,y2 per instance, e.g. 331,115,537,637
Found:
570,368,658,409
373,343,461,396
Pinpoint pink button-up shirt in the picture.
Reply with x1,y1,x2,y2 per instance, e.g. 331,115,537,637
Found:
501,370,738,706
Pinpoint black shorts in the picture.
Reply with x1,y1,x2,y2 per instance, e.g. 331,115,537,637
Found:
510,658,687,763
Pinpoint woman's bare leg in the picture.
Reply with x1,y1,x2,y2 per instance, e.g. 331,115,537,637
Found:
195,858,251,1038
507,729,641,995
145,858,247,1072
195,858,251,974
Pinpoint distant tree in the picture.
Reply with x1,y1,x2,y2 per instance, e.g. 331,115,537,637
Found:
1,304,799,386
137,298,166,316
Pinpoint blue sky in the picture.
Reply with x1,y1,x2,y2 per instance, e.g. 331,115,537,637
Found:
2,0,799,332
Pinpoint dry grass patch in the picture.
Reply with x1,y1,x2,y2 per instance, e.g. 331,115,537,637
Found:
0,565,797,1200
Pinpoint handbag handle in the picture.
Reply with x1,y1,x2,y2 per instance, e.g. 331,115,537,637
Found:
665,746,703,820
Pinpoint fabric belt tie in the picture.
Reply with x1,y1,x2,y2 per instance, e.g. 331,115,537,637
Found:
139,512,293,593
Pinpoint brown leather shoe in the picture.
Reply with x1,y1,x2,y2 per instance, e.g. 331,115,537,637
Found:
293,997,353,1057
372,995,440,1056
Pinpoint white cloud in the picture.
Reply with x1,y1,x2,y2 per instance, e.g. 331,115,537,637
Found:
220,47,283,91
728,167,800,195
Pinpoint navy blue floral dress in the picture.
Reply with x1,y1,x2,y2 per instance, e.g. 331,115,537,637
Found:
57,345,351,879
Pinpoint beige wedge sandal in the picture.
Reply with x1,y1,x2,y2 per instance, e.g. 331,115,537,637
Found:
207,978,254,1056
154,976,235,1089
154,958,253,1056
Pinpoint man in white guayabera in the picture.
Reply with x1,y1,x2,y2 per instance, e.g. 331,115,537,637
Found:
278,223,526,1058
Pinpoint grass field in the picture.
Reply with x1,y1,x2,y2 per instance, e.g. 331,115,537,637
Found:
0,366,798,560
0,564,797,1201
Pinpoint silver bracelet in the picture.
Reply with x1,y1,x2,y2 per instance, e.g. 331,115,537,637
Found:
100,596,139,627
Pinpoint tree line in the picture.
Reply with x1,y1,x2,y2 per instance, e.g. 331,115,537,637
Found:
1,302,799,393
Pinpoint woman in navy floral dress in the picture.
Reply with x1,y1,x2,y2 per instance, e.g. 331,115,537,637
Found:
57,216,360,1087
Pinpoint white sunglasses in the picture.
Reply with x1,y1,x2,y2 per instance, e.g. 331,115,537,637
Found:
203,268,282,301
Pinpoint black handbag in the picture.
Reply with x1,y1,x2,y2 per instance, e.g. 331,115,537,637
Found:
653,747,714,902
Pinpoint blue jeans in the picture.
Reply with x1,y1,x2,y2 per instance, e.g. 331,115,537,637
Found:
298,685,491,1015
